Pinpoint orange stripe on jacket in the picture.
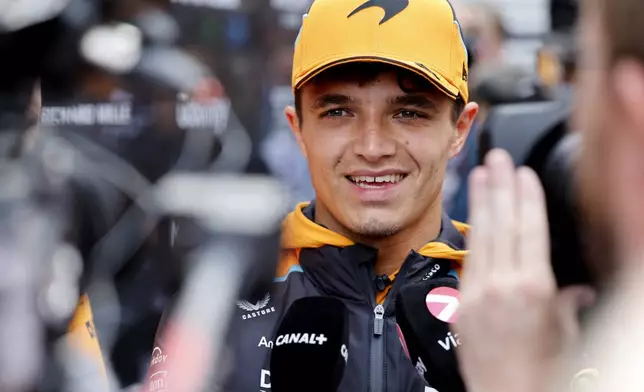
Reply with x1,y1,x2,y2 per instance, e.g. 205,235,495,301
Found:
280,203,469,300
67,294,108,390
276,249,302,279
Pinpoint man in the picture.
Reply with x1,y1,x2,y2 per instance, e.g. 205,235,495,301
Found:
454,0,644,390
471,4,508,66
441,2,507,222
147,0,478,391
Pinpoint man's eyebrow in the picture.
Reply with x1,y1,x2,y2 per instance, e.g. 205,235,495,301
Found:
310,94,353,110
389,94,437,110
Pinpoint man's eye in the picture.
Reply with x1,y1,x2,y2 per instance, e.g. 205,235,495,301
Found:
394,110,426,119
321,108,349,118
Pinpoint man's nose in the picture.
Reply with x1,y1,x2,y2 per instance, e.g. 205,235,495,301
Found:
352,121,396,162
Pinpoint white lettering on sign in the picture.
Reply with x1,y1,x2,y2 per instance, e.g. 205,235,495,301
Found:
148,371,168,392
422,264,441,280
241,306,276,320
41,103,132,126
150,347,168,366
175,98,230,132
170,0,240,9
258,336,274,349
260,369,271,388
437,332,462,351
275,333,327,346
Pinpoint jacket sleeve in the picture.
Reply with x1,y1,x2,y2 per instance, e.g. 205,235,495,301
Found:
66,294,109,391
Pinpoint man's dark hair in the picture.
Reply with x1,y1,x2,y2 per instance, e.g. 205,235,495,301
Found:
551,0,579,32
294,63,465,125
597,0,644,65
471,64,550,105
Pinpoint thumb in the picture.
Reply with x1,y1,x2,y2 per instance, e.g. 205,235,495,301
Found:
556,285,596,340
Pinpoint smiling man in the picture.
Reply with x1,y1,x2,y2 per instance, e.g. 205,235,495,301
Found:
147,0,477,391
286,61,477,276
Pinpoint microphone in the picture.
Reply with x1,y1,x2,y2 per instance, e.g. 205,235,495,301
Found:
396,277,466,392
270,297,349,392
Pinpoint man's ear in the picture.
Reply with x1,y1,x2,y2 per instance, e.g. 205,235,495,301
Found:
285,105,308,159
613,60,644,142
449,101,479,159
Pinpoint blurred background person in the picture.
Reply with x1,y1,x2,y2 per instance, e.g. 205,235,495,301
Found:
443,64,549,222
260,0,317,207
2,0,627,392
443,0,580,224
148,0,479,390
442,1,513,222
455,0,644,390
537,31,577,103
463,2,510,68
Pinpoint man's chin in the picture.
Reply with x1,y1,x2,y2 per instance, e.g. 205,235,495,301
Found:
343,209,404,238
350,223,402,239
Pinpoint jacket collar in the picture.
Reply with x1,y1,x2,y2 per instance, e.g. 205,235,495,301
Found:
280,201,469,302
282,201,468,255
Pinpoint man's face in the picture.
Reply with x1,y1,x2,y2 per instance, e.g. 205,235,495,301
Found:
576,0,608,214
575,2,615,274
286,67,476,238
576,0,644,270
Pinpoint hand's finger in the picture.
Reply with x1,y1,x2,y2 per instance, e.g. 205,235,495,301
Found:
464,166,491,285
516,167,552,279
486,149,518,273
556,285,596,342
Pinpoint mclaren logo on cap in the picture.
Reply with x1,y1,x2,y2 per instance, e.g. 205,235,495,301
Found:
347,0,410,25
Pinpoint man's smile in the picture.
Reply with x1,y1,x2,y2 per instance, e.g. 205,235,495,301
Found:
344,170,410,201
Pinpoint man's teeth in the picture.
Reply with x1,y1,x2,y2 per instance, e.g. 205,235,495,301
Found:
348,174,405,188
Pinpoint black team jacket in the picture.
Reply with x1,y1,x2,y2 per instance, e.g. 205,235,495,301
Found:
147,201,469,392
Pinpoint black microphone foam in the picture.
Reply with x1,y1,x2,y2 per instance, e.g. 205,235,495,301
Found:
270,297,349,392
396,277,466,392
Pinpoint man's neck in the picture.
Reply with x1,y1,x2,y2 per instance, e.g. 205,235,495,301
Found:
366,217,442,276
314,205,443,276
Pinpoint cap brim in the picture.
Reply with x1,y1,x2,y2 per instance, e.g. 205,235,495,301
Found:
294,56,461,100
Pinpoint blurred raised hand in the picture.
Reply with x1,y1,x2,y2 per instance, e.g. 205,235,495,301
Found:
455,149,594,392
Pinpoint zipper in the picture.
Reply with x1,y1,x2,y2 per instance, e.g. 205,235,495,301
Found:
368,251,419,392
371,303,385,392
361,259,384,392
370,283,397,392
369,275,401,392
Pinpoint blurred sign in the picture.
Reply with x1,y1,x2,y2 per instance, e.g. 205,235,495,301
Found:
170,0,241,11
176,95,231,133
41,102,133,127
271,0,312,29
270,0,311,10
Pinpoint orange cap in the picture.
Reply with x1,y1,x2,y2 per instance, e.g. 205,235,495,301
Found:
292,0,470,102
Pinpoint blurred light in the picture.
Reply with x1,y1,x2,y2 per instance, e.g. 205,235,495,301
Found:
39,244,83,324
170,0,241,11
155,175,290,235
0,164,31,201
0,0,70,32
80,23,143,74
135,8,180,45
42,141,75,178
137,47,211,94
270,0,312,11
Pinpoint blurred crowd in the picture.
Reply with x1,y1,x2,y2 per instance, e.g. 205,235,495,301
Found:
4,0,644,391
